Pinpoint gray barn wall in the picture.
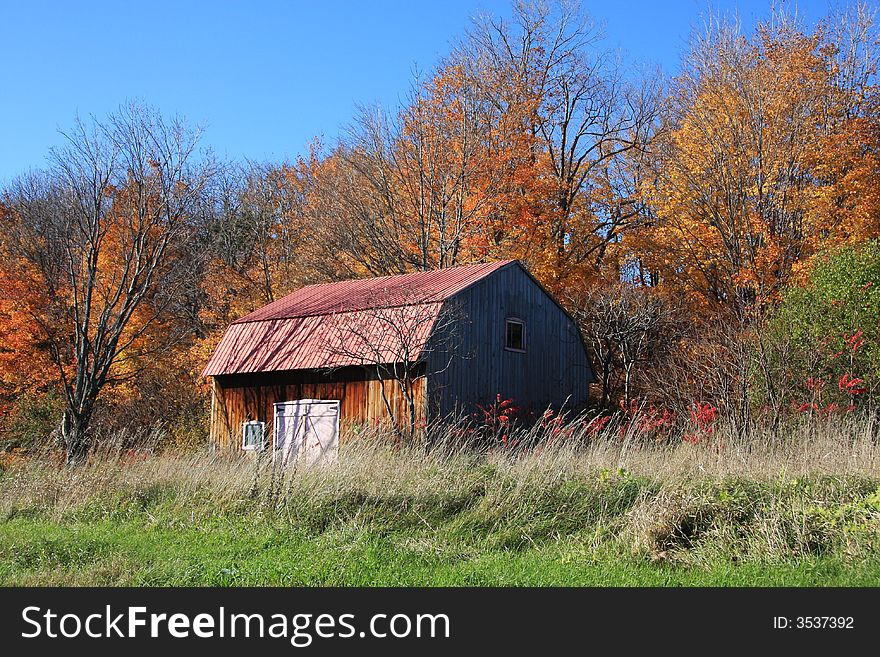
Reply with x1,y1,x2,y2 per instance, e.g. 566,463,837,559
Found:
424,263,593,420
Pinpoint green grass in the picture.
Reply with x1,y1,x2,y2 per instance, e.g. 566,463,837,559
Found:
2,517,879,586
1,424,879,586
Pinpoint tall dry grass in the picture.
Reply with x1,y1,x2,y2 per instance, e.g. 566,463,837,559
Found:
1,415,879,565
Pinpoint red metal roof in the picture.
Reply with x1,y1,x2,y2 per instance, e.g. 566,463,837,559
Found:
233,260,513,323
203,261,514,376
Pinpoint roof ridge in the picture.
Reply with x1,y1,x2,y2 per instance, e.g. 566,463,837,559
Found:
232,259,516,324
231,299,444,324
298,259,512,288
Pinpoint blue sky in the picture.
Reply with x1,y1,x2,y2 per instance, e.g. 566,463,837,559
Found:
0,1,830,183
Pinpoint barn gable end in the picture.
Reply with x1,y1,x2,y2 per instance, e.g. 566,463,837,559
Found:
425,262,593,419
204,260,593,450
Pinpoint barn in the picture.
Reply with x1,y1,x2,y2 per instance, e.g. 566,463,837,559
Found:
202,260,593,462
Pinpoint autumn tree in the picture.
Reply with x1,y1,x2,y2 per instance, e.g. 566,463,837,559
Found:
2,103,214,463
640,6,879,319
0,203,58,398
205,162,310,307
569,283,677,408
286,1,659,295
304,64,513,278
459,0,660,289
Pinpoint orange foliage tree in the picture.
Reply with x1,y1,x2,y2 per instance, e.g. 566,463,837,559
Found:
459,0,660,291
0,204,58,404
639,9,879,320
2,103,214,463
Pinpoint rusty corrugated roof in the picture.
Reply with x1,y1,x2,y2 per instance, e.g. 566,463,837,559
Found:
233,260,513,323
203,261,514,376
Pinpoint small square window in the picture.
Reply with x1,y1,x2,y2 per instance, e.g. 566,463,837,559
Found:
242,420,266,451
505,318,525,352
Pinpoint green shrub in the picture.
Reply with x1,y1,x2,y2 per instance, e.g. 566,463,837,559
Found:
1,390,63,451
758,240,880,412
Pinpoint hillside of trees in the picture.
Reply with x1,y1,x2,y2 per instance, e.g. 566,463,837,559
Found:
1,1,878,461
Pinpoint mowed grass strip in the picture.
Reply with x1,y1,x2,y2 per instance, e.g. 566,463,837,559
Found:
2,518,879,586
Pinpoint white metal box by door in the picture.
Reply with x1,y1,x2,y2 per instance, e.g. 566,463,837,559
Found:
273,399,340,467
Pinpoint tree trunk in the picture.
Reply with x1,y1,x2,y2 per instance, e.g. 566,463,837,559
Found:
375,367,402,446
404,379,417,444
601,354,614,409
61,406,94,466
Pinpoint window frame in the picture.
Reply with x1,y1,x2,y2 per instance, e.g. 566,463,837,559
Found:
504,317,526,353
242,420,266,451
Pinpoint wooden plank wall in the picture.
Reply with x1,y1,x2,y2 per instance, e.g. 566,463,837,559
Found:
210,375,425,449
425,263,593,420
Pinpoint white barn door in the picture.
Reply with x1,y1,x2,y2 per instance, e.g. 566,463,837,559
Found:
273,399,340,467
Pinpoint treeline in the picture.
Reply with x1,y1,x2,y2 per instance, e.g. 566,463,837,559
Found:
1,1,879,460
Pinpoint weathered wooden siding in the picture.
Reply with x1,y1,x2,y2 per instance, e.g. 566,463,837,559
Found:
210,373,426,449
425,263,593,419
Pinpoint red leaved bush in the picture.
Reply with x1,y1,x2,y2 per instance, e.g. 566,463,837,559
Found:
682,402,718,445
473,394,520,445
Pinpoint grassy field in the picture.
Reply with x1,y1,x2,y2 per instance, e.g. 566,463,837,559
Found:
1,419,879,586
